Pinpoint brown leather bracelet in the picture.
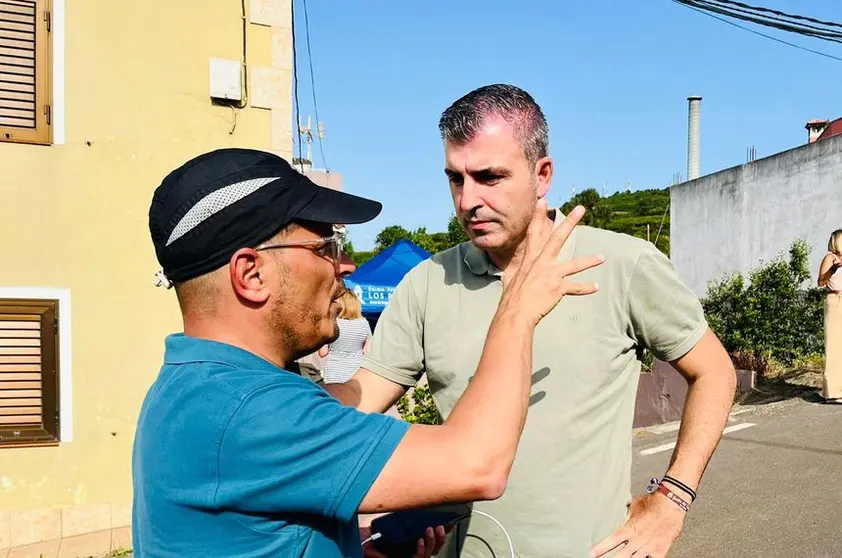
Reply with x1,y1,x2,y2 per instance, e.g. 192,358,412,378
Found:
656,484,691,512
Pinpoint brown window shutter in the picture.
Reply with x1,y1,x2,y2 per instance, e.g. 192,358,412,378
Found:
0,299,60,447
0,0,51,145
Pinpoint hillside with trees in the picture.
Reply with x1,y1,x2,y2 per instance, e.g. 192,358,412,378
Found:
346,187,671,265
561,187,671,255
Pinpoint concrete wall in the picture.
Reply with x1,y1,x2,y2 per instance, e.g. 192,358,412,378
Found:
0,1,292,555
671,134,842,298
633,360,688,429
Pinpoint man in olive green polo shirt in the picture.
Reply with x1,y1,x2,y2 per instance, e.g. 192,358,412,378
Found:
328,84,736,557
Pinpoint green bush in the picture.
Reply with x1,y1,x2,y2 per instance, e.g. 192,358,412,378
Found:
396,384,442,425
702,239,825,377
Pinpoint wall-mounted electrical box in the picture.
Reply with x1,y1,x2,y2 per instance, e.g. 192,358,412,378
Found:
209,58,243,102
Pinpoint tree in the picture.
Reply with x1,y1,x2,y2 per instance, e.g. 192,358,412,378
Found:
428,232,453,252
447,214,470,246
408,227,440,254
368,218,468,261
561,188,614,228
702,239,825,376
342,239,354,258
374,225,412,253
396,384,442,425
351,251,375,266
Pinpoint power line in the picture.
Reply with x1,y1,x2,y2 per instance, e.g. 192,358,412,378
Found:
674,0,842,42
713,0,842,32
301,0,329,172
672,0,842,62
291,0,305,171
696,2,842,42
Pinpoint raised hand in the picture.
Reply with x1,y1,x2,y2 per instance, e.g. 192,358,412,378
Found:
499,199,604,325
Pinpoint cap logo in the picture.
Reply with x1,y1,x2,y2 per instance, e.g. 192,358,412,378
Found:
166,176,280,246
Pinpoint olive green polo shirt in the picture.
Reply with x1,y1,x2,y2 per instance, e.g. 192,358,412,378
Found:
361,208,708,557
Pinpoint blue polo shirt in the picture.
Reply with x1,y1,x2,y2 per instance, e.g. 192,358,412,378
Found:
132,334,409,557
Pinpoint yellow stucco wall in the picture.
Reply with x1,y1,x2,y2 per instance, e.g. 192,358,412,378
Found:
0,0,292,527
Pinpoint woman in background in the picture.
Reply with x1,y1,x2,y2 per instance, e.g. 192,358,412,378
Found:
818,229,842,403
319,290,372,384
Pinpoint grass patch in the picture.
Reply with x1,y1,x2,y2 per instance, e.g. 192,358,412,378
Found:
71,548,132,558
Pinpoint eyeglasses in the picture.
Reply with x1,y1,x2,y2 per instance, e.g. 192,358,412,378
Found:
255,233,345,271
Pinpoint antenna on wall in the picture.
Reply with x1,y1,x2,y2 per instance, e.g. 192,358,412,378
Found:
746,145,757,163
316,120,332,186
298,116,314,165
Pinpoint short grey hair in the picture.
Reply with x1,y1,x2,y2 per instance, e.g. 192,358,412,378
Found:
438,84,549,165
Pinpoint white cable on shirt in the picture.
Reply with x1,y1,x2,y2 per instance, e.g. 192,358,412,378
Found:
473,510,515,558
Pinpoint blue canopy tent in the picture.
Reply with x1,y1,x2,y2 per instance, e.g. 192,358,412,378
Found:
344,239,432,317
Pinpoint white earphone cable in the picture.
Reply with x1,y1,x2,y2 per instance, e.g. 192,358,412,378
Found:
359,510,515,557
360,532,382,546
473,509,515,558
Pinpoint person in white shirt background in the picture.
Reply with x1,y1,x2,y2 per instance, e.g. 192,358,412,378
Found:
818,229,842,403
319,289,373,384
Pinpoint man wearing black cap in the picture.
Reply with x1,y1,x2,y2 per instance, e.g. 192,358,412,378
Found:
132,147,603,558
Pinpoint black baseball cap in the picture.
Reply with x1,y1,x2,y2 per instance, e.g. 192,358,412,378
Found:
148,148,382,284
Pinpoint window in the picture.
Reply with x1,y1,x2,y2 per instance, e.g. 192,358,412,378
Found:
0,0,52,145
0,298,59,447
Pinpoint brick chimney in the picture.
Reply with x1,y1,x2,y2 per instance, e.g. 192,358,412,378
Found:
806,119,830,143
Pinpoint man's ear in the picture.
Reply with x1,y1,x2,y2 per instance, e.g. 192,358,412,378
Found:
229,248,271,304
534,156,553,199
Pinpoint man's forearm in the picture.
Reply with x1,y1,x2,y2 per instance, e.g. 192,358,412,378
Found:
323,369,408,413
664,333,736,491
323,380,361,405
665,374,733,490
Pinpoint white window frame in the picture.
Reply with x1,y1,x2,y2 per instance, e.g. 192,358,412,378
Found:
0,287,73,442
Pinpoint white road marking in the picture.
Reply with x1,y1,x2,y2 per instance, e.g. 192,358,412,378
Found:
636,408,753,436
639,422,757,456
722,422,756,434
640,441,678,456
642,422,682,436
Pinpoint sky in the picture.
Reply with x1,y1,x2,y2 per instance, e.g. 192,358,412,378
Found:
291,0,842,250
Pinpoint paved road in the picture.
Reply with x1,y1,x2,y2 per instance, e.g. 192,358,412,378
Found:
631,399,842,557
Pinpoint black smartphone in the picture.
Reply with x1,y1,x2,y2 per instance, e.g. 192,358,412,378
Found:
369,503,472,557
